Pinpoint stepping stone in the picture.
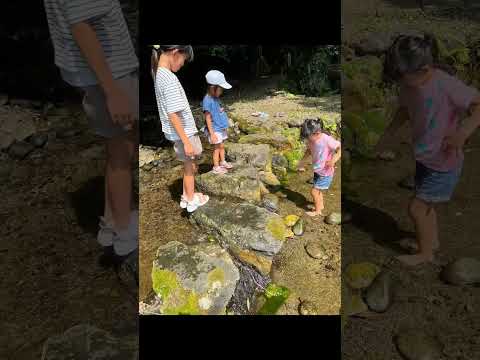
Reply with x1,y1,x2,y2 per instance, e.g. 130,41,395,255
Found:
395,331,443,360
192,198,288,274
441,258,480,286
149,241,239,315
196,166,262,203
225,143,272,171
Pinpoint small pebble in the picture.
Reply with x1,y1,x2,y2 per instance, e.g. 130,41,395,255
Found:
8,141,35,160
30,132,48,148
325,212,341,225
298,300,318,315
305,241,326,260
378,150,396,161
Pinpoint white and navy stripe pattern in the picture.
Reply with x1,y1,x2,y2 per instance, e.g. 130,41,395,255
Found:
43,0,138,77
154,67,197,141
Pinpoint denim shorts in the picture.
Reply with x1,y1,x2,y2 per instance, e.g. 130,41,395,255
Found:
414,161,463,203
313,173,333,190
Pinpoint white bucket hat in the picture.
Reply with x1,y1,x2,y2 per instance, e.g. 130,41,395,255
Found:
205,70,232,89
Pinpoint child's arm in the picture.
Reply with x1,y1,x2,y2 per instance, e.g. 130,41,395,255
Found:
374,106,409,155
297,146,311,172
204,112,218,144
327,146,341,167
168,112,195,157
443,97,480,153
71,22,134,128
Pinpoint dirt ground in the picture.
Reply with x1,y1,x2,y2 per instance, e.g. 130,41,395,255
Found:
0,101,138,360
139,77,341,314
342,1,480,357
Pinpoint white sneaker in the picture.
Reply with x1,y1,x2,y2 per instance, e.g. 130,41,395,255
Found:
212,166,228,174
97,217,114,247
220,161,233,169
113,210,139,256
180,195,187,209
186,193,209,213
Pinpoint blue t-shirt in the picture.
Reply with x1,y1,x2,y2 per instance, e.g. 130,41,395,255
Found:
202,95,229,131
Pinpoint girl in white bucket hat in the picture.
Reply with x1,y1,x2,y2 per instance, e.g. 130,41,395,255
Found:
202,70,234,174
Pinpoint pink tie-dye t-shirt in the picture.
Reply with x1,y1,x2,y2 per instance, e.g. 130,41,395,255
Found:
399,69,478,172
310,133,341,176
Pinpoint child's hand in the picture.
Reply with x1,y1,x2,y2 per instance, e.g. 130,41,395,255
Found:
106,85,136,129
442,131,466,156
325,160,335,169
184,141,195,158
210,133,218,144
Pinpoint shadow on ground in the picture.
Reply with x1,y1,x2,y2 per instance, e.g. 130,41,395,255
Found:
342,197,415,253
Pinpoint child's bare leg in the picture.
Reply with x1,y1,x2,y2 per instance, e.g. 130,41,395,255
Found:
184,160,196,202
306,188,324,216
213,144,221,168
105,131,136,231
403,198,439,251
397,198,436,266
219,143,226,163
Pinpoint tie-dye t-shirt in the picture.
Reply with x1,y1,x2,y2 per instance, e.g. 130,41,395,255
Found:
399,69,478,172
310,133,341,176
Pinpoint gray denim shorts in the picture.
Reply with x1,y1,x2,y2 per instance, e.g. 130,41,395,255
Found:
81,71,139,139
173,134,203,161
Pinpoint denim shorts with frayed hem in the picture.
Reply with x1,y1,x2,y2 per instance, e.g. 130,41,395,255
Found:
313,173,333,190
414,161,463,203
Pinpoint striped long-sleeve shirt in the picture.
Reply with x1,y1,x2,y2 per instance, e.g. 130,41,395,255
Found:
43,0,138,87
154,67,198,142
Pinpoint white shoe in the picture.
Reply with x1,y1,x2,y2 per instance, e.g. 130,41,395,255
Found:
180,195,187,209
186,193,209,213
212,166,228,175
112,210,139,256
220,161,233,169
97,217,114,247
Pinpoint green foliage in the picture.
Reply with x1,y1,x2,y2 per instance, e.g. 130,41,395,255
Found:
282,46,340,96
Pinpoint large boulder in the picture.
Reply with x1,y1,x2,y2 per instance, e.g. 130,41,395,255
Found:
225,143,272,172
41,324,137,360
196,166,262,203
147,241,239,315
238,133,291,151
191,198,288,274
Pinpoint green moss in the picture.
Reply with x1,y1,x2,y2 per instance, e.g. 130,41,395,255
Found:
207,267,225,285
151,267,202,315
230,115,264,134
257,283,290,315
151,268,179,300
163,290,201,315
266,217,287,241
284,148,306,171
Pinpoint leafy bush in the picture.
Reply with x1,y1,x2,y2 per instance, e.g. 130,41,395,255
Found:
282,46,340,97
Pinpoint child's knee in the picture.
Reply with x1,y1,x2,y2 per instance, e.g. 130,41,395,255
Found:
184,160,195,175
409,197,433,218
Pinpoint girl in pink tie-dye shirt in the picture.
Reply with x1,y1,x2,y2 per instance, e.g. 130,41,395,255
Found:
376,34,480,266
299,118,341,217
